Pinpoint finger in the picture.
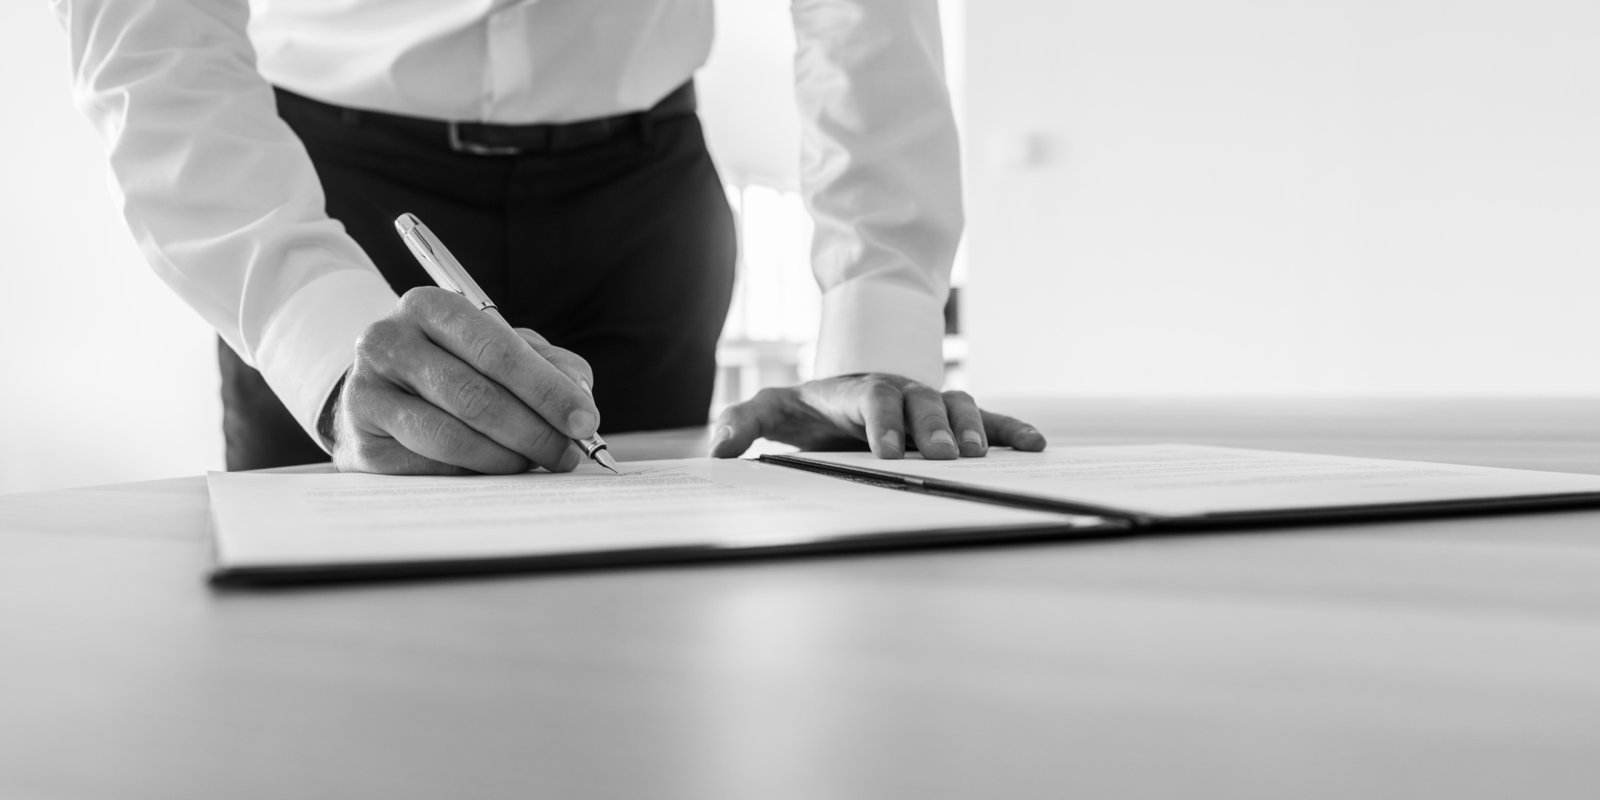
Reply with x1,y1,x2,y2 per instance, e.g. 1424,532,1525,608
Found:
709,393,780,458
981,410,1048,452
559,441,591,470
402,337,575,471
903,383,958,460
335,434,476,476
515,329,596,395
399,289,599,439
942,391,987,457
332,379,472,475
364,383,534,474
859,378,906,458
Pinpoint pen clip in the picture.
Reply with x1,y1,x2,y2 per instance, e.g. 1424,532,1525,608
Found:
395,213,496,312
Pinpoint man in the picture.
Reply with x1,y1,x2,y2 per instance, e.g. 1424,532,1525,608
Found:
55,0,1045,474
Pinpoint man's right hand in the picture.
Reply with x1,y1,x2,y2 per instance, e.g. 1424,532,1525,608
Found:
327,287,600,475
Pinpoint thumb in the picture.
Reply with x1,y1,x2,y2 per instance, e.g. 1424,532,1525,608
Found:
709,391,787,458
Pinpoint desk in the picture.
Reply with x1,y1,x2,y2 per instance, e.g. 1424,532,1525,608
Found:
2,399,1598,799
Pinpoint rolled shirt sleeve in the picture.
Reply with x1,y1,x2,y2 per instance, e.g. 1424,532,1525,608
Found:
791,0,964,388
53,0,399,446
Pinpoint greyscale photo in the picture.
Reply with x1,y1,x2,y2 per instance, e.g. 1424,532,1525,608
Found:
2,1,1597,798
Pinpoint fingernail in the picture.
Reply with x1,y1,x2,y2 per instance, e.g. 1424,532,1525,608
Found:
568,409,598,437
961,430,984,447
558,446,581,472
929,430,956,449
881,430,903,454
711,425,733,446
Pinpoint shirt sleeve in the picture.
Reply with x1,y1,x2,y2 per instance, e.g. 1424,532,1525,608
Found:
52,0,400,447
791,0,963,388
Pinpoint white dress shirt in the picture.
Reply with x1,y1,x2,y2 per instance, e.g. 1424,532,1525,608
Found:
53,0,963,444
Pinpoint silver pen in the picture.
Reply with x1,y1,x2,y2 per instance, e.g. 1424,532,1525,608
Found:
394,212,621,475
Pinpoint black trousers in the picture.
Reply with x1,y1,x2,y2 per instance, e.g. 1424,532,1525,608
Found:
219,87,738,470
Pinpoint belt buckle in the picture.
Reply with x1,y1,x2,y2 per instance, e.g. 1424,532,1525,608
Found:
448,122,522,156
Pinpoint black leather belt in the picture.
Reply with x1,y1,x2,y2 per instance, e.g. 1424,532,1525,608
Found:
450,82,697,155
281,81,698,156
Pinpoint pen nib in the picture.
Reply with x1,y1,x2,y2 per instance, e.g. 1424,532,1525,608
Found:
593,449,622,475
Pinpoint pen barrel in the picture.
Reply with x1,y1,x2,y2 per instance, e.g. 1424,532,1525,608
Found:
398,216,497,310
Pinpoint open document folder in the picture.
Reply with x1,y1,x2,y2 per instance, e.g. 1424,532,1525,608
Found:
207,445,1600,585
207,458,1106,585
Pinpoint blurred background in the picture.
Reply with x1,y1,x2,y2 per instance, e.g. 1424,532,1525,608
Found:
2,0,1596,494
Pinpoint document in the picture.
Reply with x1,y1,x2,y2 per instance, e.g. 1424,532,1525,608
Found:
207,458,1105,583
209,445,1600,584
767,445,1600,522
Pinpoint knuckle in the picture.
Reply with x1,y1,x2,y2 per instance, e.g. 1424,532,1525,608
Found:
752,386,787,405
522,423,567,462
394,288,424,316
469,333,513,375
420,410,457,449
396,286,442,315
526,377,569,416
355,319,402,360
914,411,951,430
863,377,901,401
452,375,495,421
395,403,446,449
943,390,975,406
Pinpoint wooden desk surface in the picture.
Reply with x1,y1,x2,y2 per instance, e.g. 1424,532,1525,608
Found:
2,398,1598,800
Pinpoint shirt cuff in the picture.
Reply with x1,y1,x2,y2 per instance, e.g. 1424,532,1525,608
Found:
253,269,400,451
814,278,947,388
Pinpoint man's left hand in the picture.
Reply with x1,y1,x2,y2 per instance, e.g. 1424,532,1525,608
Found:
709,374,1046,459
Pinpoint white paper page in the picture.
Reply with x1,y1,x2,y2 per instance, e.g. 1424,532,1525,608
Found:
208,459,1097,570
783,445,1600,518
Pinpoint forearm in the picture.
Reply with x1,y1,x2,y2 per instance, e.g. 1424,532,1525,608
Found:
792,0,964,387
55,0,398,441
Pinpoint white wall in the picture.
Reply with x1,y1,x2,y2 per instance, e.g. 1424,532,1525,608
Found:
964,0,1600,397
1,3,224,494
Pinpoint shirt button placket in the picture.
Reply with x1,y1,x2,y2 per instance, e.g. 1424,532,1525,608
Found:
485,6,529,122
